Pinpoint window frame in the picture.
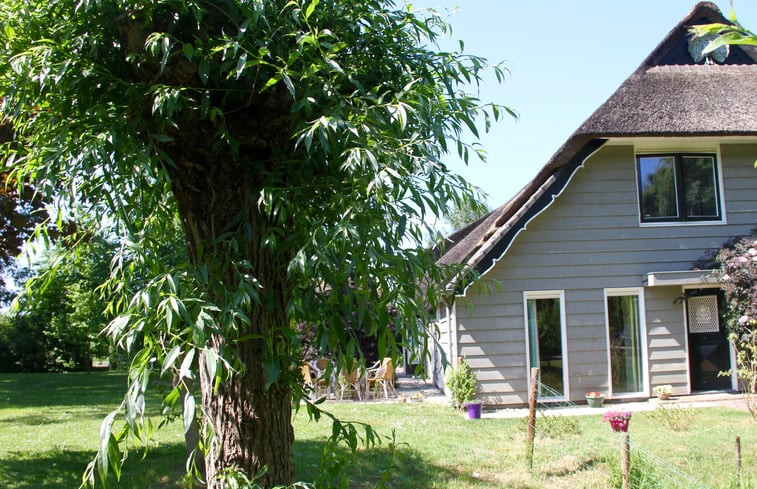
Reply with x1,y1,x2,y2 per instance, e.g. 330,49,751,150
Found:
603,288,649,399
523,290,569,401
635,152,723,224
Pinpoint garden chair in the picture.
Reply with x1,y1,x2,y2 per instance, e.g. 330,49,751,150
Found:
301,362,328,399
314,357,333,397
337,366,363,400
365,357,396,398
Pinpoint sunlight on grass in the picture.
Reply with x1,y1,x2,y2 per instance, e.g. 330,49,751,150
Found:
1,373,755,488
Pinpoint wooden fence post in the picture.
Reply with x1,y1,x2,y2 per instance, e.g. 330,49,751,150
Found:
735,435,741,474
621,432,630,489
526,367,539,470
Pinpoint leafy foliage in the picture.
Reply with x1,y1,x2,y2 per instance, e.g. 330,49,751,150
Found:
445,358,478,409
443,197,490,233
690,3,757,54
716,236,757,418
645,405,696,432
0,236,122,372
0,0,511,486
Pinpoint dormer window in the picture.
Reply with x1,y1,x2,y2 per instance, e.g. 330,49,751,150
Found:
636,153,722,223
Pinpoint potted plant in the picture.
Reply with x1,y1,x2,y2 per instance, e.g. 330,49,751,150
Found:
446,358,481,419
585,391,604,408
654,384,673,400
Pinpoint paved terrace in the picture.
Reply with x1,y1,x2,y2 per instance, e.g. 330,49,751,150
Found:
389,373,750,418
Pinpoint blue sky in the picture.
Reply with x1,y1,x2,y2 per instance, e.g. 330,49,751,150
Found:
419,1,757,212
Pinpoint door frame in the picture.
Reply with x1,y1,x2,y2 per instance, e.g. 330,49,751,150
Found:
523,290,569,401
682,285,737,393
603,287,650,399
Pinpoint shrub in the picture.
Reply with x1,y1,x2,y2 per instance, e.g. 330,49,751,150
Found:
534,413,581,438
445,359,478,409
716,236,757,418
646,405,696,432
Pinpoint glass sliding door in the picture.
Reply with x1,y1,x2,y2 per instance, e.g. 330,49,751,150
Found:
606,291,645,395
525,292,566,398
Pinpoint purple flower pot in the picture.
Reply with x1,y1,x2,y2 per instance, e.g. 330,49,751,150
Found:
466,402,482,419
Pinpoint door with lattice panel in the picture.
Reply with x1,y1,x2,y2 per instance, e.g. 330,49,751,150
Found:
686,291,731,391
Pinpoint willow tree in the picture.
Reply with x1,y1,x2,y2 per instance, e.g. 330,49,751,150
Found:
0,0,509,487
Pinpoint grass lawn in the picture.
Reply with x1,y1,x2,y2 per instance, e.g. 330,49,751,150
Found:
0,372,755,488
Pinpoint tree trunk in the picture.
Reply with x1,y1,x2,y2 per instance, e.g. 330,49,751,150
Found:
116,14,300,487
199,341,294,488
168,136,297,487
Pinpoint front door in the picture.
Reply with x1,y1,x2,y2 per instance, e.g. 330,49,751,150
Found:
687,292,731,391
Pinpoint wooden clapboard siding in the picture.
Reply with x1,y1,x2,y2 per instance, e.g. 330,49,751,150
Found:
454,143,757,405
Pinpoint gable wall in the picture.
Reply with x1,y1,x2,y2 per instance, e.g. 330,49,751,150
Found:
456,143,757,405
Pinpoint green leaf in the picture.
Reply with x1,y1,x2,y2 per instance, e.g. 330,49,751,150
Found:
204,347,219,392
262,73,282,91
235,51,247,79
183,393,196,434
161,345,182,374
183,43,194,61
305,0,319,20
179,349,195,379
263,358,281,387
281,71,295,98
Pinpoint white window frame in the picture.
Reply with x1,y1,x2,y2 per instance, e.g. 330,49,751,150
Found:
523,290,569,401
604,288,650,398
634,149,727,227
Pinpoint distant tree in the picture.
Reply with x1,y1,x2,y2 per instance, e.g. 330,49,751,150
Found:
0,236,117,372
443,198,490,232
0,1,510,486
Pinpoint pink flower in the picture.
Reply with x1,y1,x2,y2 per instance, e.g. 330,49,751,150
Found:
602,411,631,432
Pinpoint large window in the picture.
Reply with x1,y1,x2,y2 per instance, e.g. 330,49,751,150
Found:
525,292,567,398
606,290,646,396
636,154,721,223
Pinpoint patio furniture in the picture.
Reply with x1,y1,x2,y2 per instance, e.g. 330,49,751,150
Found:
301,362,329,399
337,366,364,400
366,357,396,398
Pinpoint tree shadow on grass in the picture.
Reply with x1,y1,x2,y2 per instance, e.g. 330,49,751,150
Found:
0,443,187,489
0,372,131,410
294,439,495,488
1,440,473,489
1,430,480,489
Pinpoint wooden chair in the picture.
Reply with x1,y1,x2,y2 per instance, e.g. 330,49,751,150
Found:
366,357,396,398
314,357,332,397
301,362,328,399
301,363,316,398
337,366,363,400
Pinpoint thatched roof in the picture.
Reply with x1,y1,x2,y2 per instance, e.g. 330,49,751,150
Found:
437,2,757,287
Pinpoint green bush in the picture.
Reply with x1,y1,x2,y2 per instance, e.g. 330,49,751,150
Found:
445,359,478,409
646,405,696,432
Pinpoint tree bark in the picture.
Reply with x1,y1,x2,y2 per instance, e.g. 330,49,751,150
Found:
165,101,298,487
116,10,300,488
199,339,294,488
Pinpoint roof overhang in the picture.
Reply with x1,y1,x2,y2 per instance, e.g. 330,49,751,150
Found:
644,269,719,287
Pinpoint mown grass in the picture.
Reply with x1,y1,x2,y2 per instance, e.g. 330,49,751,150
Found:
1,372,755,488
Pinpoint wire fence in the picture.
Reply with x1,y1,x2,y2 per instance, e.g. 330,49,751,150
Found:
527,380,714,489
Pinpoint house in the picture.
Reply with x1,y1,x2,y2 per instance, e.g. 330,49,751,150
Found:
431,2,757,406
